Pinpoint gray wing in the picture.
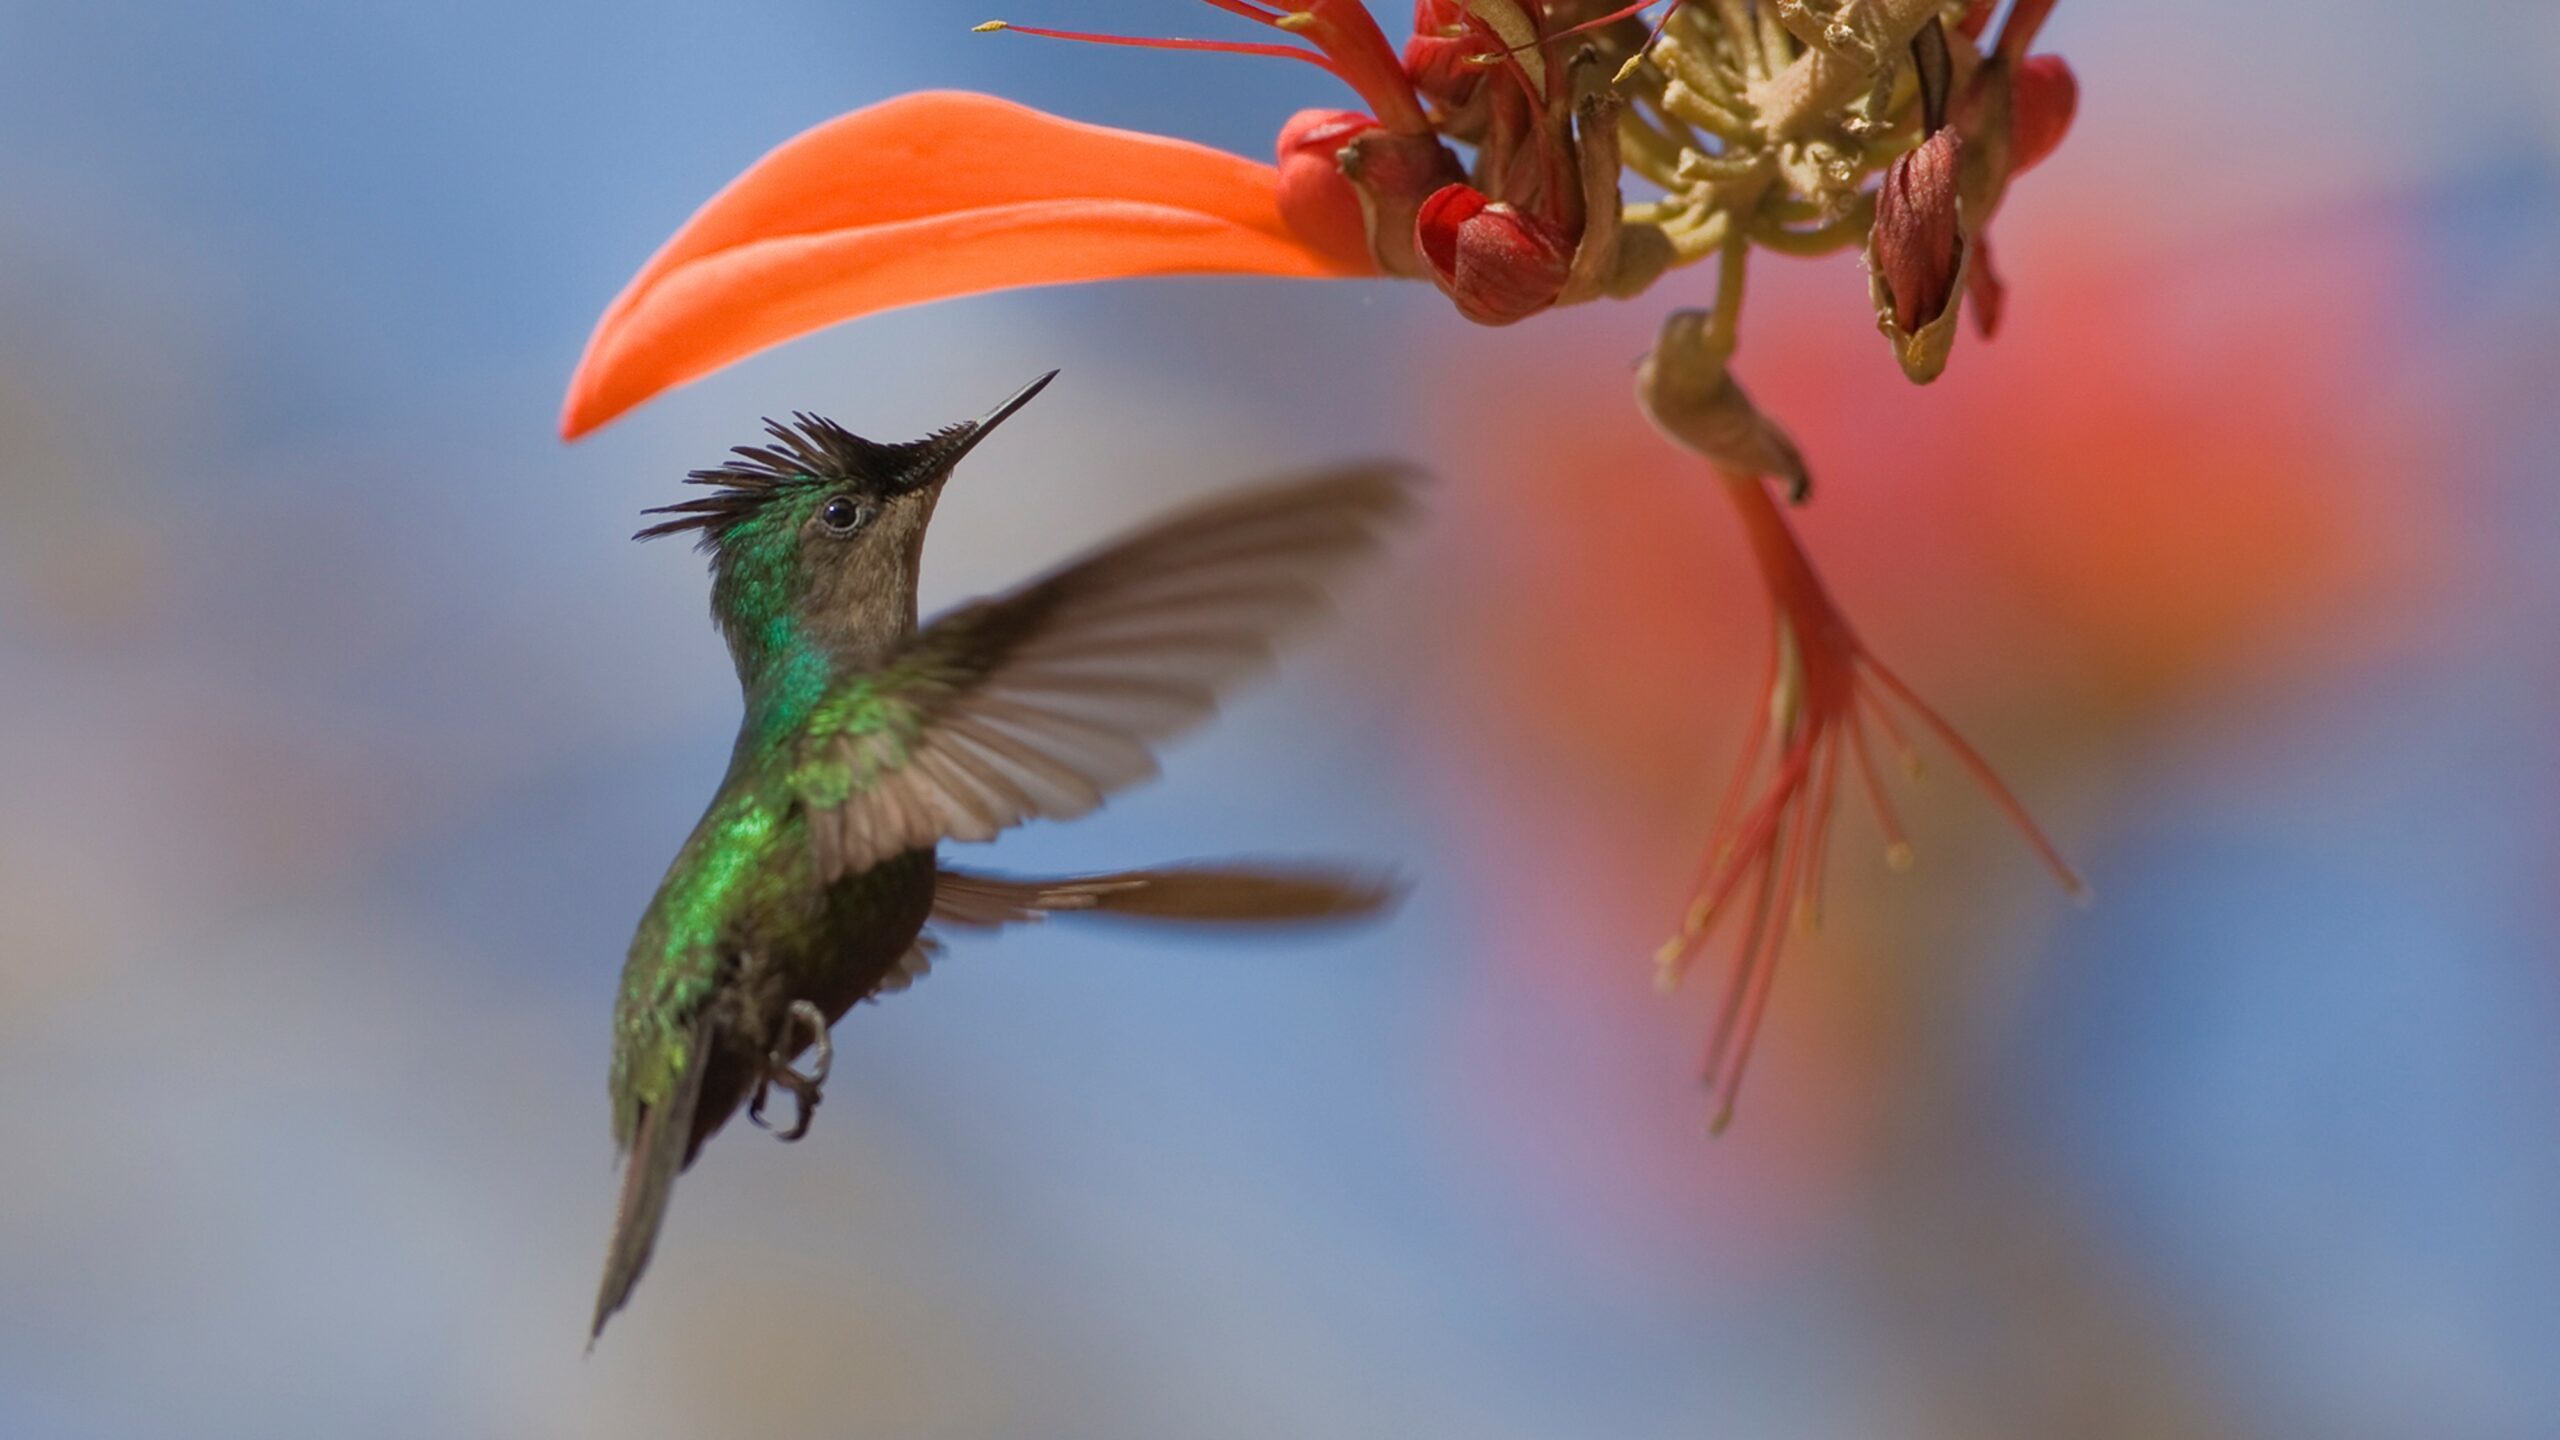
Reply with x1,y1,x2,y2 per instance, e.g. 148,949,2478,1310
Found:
788,465,1419,881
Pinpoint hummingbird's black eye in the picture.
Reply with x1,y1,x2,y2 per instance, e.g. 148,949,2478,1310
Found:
817,494,869,536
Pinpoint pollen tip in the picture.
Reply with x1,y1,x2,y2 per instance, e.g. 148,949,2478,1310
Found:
1274,10,1315,31
973,19,1008,33
1653,933,1691,985
1708,1103,1735,1136
2064,873,2094,906
1885,841,1916,873
1612,52,1645,85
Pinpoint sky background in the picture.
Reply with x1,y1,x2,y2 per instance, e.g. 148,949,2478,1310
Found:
2,3,2556,1436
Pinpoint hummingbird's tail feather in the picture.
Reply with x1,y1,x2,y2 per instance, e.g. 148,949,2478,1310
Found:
592,1007,716,1346
930,862,1404,930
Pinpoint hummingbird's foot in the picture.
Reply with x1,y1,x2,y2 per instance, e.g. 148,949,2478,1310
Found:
747,1000,832,1143
785,999,832,1087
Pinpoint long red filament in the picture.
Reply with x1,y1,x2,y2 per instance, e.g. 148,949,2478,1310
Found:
1192,0,1290,24
1540,0,1671,49
986,24,1348,81
1859,655,2088,897
1992,0,2060,61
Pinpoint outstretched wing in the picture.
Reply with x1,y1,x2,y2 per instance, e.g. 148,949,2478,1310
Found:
789,465,1417,881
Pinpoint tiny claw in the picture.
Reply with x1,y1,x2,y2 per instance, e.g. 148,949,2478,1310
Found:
749,1000,833,1143
749,1070,819,1143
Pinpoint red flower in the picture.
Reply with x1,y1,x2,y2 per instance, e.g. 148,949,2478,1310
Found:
556,91,1369,439
558,1,1663,435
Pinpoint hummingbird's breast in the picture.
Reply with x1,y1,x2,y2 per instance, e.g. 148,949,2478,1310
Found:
612,772,937,1156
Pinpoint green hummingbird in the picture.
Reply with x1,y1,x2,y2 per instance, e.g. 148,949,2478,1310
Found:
593,372,1414,1340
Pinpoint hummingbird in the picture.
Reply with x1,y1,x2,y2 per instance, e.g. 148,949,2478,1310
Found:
593,371,1415,1340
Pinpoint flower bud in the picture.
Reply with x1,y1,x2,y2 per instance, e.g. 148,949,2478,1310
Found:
2008,54,2078,176
1276,109,1386,274
1415,183,1572,326
1867,128,1968,382
1873,129,1964,334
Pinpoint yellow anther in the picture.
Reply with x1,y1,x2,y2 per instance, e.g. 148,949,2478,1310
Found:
972,20,1008,33
1885,840,1915,872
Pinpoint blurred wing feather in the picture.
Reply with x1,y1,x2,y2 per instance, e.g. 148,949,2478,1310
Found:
790,465,1417,880
930,863,1404,929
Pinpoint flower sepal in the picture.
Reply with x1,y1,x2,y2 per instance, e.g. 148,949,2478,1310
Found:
1333,124,1469,278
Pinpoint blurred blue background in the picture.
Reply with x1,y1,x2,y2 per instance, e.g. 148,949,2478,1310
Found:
2,3,2555,1436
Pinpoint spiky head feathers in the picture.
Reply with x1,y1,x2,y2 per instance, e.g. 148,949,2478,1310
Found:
635,412,974,549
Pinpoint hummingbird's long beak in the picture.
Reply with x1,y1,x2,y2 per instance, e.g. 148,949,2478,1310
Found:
912,370,1057,485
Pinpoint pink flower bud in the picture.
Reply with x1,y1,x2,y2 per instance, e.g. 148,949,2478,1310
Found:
2008,54,2078,175
1276,109,1386,274
1415,183,1572,326
1874,129,1964,333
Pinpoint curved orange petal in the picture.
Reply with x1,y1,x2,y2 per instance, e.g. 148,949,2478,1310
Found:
561,90,1365,438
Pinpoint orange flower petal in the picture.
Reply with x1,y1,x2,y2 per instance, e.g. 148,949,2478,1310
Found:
561,91,1365,438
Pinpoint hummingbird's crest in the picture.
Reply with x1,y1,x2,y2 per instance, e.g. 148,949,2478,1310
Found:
633,413,968,548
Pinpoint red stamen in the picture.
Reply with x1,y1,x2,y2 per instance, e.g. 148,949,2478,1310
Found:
1543,0,1666,46
1798,727,1844,928
1285,0,1436,135
979,23,1347,81
1193,0,1291,24
1845,706,1914,869
1705,643,1780,859
1673,720,1815,975
1700,832,1780,1078
1662,471,2084,1133
1707,750,1818,1131
1991,0,2060,61
1855,681,1922,778
1860,655,2088,898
